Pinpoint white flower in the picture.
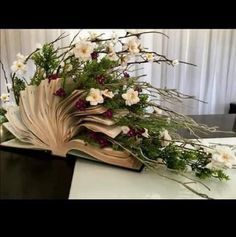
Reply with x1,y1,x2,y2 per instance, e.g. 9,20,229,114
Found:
107,52,119,61
88,32,99,41
106,43,119,61
11,60,27,75
0,93,10,102
122,88,140,106
73,41,95,61
111,31,119,44
145,53,154,61
114,90,119,95
159,129,172,147
36,43,42,49
107,42,115,53
195,140,212,153
16,53,26,62
206,146,236,169
102,89,114,99
123,37,141,54
86,88,104,106
172,59,179,66
184,144,195,150
119,54,130,67
121,126,130,134
66,64,73,72
153,107,163,115
142,128,150,138
60,61,65,67
6,83,12,90
185,165,192,172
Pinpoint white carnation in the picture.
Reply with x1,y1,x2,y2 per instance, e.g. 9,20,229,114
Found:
142,128,150,138
102,89,114,98
86,88,104,106
172,59,179,66
159,129,172,147
121,126,130,134
73,41,95,61
146,53,154,61
206,146,236,169
0,93,10,102
16,53,26,62
123,37,141,54
11,60,27,75
122,88,140,106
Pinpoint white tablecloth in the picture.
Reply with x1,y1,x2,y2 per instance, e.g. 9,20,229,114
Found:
69,137,236,199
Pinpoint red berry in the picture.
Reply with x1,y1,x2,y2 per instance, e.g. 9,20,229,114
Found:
75,99,88,111
102,109,113,118
54,88,66,97
91,51,98,60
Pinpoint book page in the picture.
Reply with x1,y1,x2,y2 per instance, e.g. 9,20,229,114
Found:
77,122,122,138
81,116,115,126
66,139,141,169
3,122,31,143
0,138,43,150
19,90,49,147
5,106,29,135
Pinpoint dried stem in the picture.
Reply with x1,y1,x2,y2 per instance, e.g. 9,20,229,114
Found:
0,59,10,93
91,31,169,43
110,139,213,199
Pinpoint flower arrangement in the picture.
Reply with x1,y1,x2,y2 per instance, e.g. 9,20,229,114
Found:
1,30,236,199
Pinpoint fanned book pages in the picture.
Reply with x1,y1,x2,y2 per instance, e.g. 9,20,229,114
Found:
1,78,142,170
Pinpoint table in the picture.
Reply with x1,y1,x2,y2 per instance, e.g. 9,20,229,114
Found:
69,137,236,199
1,114,236,199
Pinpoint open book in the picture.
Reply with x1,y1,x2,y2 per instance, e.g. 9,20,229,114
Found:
1,79,142,170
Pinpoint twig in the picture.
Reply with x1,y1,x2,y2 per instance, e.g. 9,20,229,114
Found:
109,139,213,199
25,32,70,63
91,31,169,43
49,32,70,45
0,59,10,93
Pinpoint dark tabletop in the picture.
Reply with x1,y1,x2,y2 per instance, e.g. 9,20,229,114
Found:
0,114,236,199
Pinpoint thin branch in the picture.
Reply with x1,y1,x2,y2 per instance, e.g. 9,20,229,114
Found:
24,49,40,63
91,31,169,43
25,32,70,63
141,50,197,67
0,60,10,93
49,32,70,45
109,139,213,199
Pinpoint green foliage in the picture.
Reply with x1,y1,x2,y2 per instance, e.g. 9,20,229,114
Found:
115,132,229,181
104,94,126,110
1,32,230,193
195,168,229,181
30,68,45,86
139,138,162,160
0,108,8,124
0,107,7,116
13,77,26,105
128,94,149,115
116,115,175,135
31,44,60,77
0,115,7,124
76,58,118,90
